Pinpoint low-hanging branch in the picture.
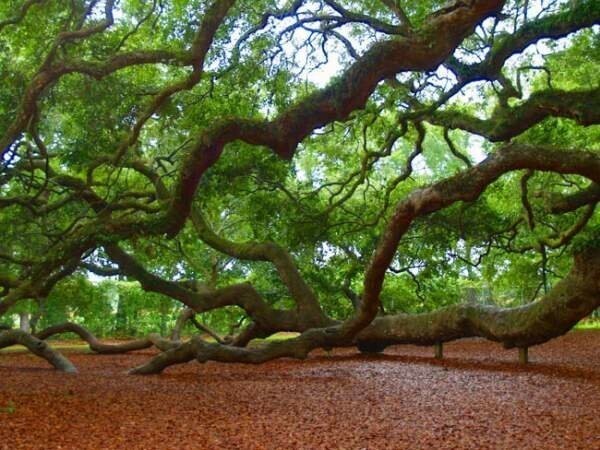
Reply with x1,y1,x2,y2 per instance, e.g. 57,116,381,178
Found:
171,307,231,344
35,322,178,354
190,207,330,327
357,247,600,350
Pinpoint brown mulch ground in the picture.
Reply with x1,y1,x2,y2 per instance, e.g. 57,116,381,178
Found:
1,331,599,450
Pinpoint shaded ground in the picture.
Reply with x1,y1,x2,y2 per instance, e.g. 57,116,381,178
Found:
1,331,599,449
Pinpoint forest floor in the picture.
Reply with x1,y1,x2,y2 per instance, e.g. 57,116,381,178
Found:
1,330,599,450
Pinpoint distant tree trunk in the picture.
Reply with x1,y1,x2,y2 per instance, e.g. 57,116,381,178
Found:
114,294,127,335
171,308,194,341
19,312,30,333
29,298,45,334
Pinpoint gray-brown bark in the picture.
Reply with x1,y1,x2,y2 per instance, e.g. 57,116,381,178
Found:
190,208,330,327
171,307,230,344
129,142,600,374
356,247,600,349
2,0,599,377
0,329,77,373
35,322,177,353
103,244,334,334
129,246,599,374
164,0,506,235
427,88,600,141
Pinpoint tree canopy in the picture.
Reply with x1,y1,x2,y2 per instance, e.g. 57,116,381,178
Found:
0,0,599,373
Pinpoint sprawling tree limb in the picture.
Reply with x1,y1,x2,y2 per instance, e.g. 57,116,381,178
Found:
0,329,77,373
103,244,321,332
35,322,177,354
428,88,600,141
164,0,506,235
445,0,600,84
357,247,600,349
130,143,600,374
190,208,329,326
347,143,600,337
131,245,600,374
545,183,600,214
171,307,230,344
129,328,329,374
0,1,507,309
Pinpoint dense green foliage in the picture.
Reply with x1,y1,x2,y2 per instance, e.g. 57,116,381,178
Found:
0,0,598,339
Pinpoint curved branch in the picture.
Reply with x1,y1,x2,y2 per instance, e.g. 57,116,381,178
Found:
190,208,329,325
103,244,307,332
350,143,600,337
428,88,600,141
546,183,600,214
129,143,600,373
131,246,600,374
171,307,230,344
447,0,600,83
35,322,176,354
164,0,505,235
357,247,600,349
0,329,77,373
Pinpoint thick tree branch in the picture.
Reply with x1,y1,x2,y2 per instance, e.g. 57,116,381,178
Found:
130,143,600,373
446,0,600,83
164,0,505,235
428,88,600,141
35,322,176,353
0,329,77,373
190,208,329,326
358,247,600,349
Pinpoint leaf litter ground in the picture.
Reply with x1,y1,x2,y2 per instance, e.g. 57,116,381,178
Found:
1,330,599,449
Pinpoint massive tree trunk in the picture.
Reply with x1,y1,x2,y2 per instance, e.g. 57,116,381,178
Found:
130,248,600,374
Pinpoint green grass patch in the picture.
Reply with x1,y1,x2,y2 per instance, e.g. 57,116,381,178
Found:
0,342,90,354
575,319,600,330
0,401,16,414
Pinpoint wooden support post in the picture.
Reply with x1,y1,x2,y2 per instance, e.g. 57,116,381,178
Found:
434,342,443,360
518,347,528,364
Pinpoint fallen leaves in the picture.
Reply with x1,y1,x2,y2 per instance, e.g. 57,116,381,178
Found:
0,331,599,449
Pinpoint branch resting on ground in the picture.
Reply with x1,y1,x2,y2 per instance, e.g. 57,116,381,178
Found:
0,329,77,373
